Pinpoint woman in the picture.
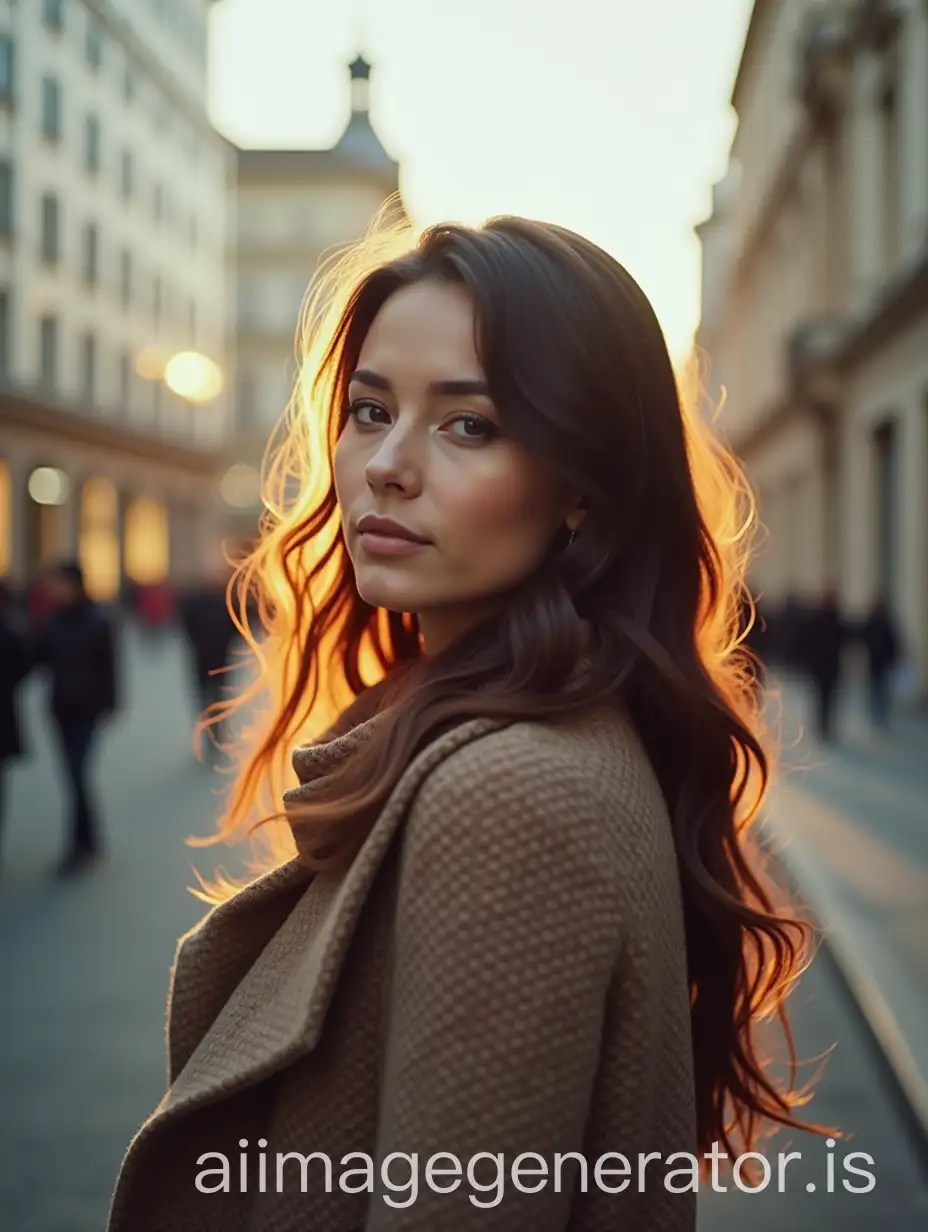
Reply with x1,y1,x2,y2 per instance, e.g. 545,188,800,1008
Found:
108,214,818,1231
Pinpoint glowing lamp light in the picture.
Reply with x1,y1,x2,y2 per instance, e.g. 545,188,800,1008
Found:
28,466,70,506
164,351,224,403
219,463,261,510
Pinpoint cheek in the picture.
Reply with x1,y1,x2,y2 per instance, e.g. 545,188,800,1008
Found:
443,464,557,554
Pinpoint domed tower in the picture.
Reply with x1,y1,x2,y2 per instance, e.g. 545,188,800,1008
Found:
331,54,399,185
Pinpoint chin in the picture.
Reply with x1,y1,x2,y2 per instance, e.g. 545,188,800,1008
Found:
354,571,427,614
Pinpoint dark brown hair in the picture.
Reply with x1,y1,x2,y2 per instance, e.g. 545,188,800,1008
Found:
201,209,821,1161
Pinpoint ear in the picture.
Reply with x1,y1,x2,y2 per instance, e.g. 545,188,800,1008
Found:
565,494,587,534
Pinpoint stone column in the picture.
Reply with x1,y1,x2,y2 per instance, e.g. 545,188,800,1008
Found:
900,0,928,263
838,411,877,615
847,47,885,312
898,393,928,697
798,427,829,595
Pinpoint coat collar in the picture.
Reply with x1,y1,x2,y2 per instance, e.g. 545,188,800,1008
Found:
138,708,513,1146
135,629,595,1143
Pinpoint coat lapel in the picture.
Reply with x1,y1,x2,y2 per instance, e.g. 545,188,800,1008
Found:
136,710,513,1143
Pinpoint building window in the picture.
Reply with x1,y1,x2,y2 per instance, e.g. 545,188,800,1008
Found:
41,76,62,142
0,35,15,107
119,249,132,306
123,62,136,103
43,0,65,33
152,274,162,325
0,288,10,377
0,161,13,239
85,113,101,175
40,193,60,264
80,331,97,404
153,180,163,222
118,349,131,412
82,222,98,287
188,297,197,339
86,17,103,71
39,315,58,388
120,149,134,200
879,53,901,273
188,213,198,248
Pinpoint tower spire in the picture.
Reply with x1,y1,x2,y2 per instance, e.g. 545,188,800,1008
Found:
348,52,371,114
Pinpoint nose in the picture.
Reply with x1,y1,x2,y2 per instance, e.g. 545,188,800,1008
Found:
364,419,423,497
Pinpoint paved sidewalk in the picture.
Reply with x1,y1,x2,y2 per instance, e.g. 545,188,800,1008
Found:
762,673,928,1148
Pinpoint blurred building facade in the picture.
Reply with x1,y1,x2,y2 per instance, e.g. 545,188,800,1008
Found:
224,54,405,536
0,0,234,600
697,0,928,697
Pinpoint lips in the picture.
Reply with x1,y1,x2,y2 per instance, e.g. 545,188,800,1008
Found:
356,516,430,544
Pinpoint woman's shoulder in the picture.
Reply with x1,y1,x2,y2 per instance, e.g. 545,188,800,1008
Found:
407,701,670,866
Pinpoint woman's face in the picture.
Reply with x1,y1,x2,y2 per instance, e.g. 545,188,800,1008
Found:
333,280,581,654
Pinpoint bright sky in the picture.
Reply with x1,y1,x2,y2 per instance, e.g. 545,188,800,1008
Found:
208,0,753,364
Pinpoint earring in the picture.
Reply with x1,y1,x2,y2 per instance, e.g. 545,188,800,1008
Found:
567,527,577,547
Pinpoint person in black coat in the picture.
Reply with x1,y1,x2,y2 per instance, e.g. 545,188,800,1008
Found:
178,569,239,760
0,579,32,865
859,595,902,729
802,588,846,742
31,560,119,875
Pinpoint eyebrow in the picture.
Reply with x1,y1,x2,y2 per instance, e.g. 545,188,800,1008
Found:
349,368,490,398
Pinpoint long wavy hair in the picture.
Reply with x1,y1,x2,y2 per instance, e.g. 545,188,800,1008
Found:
198,204,824,1161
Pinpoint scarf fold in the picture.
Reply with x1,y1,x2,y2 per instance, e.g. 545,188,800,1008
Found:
282,619,596,855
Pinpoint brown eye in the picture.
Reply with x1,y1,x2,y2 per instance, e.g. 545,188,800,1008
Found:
346,399,389,427
447,413,499,443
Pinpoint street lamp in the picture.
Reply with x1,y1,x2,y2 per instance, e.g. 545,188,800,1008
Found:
164,351,224,403
134,346,224,404
27,466,70,506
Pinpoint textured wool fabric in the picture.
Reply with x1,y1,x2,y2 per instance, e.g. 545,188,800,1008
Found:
106,682,697,1231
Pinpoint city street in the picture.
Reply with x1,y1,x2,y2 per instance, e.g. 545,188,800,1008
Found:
0,631,926,1230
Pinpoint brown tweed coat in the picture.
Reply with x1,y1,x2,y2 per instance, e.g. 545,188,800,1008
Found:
106,683,697,1231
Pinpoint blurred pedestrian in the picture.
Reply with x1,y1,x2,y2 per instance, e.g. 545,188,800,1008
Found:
0,579,32,869
178,565,238,759
777,592,806,670
31,560,119,875
26,567,55,630
859,594,902,730
802,588,845,742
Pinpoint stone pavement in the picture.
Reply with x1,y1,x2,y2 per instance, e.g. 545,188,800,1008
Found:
0,633,926,1230
762,672,928,1150
0,628,254,1232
